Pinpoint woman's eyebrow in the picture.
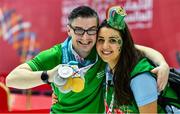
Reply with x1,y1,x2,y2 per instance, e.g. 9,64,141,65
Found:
109,36,120,39
97,36,104,38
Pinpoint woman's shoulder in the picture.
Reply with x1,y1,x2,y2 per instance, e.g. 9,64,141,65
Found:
130,72,158,106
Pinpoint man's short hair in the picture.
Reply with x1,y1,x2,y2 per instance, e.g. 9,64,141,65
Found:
68,6,99,26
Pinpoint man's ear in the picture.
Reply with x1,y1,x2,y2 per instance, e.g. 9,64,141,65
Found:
67,25,71,36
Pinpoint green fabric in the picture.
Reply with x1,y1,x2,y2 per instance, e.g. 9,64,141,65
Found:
126,58,155,113
106,87,138,113
161,85,179,107
106,58,156,113
27,44,62,71
131,58,180,112
123,58,156,113
27,44,106,113
109,57,179,113
105,58,153,113
130,58,155,78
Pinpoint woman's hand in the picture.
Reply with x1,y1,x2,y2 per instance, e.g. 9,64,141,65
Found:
151,63,169,92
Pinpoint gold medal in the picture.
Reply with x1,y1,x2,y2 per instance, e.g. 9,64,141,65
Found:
63,77,72,90
72,77,84,92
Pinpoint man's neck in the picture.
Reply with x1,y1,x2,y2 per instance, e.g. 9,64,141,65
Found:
76,50,89,58
72,46,90,59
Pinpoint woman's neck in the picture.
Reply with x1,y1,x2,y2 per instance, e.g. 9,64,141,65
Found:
108,64,115,74
108,61,118,73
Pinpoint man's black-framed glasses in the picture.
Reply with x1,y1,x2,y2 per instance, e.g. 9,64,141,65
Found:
69,24,97,35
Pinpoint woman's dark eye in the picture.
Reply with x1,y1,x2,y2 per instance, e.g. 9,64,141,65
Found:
109,39,118,44
97,39,104,43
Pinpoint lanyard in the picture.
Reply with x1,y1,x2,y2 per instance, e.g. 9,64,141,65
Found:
105,65,114,113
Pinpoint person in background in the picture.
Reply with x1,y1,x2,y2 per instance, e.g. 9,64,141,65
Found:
6,6,169,113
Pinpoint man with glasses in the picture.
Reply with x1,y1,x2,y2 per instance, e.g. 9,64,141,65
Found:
6,6,169,113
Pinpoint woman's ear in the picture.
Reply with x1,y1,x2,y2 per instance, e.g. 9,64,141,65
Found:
119,48,121,52
119,45,122,52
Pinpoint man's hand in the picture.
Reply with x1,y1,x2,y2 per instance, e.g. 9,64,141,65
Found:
52,92,58,105
151,63,169,92
48,65,60,82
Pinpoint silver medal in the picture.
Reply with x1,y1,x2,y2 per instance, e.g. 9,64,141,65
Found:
58,65,73,78
54,75,67,86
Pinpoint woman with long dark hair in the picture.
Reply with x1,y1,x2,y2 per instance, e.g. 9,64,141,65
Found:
96,6,179,113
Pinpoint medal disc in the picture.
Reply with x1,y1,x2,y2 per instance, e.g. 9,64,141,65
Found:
58,77,72,93
58,86,71,93
72,77,84,92
63,77,73,90
58,65,73,78
53,75,67,86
